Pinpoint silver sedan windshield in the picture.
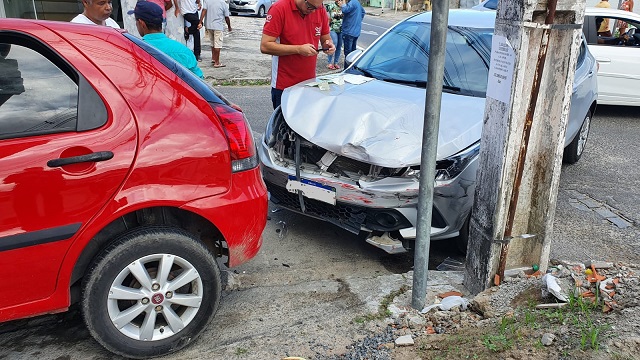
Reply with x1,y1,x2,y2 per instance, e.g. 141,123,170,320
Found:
351,23,493,97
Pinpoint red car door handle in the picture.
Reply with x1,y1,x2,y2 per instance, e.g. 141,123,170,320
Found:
47,151,114,168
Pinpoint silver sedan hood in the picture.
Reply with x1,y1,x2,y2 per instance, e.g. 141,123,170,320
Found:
281,78,484,168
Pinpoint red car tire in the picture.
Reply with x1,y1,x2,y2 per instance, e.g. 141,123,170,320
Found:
81,226,221,359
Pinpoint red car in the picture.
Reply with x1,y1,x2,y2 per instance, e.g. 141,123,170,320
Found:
0,19,267,358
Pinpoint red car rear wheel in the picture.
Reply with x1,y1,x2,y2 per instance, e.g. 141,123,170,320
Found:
81,226,221,359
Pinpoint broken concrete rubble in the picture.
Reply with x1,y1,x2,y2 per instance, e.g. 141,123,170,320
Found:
394,334,414,346
383,262,640,356
541,332,556,346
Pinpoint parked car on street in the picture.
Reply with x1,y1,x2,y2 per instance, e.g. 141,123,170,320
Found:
583,7,640,106
0,18,267,359
471,0,497,11
258,10,597,254
229,0,274,17
473,3,640,107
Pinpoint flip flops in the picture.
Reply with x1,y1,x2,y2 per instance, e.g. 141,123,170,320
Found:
213,64,226,68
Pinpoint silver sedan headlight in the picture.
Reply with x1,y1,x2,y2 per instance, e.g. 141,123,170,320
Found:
435,141,480,182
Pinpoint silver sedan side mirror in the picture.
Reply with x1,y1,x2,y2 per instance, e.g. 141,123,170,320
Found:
344,49,363,69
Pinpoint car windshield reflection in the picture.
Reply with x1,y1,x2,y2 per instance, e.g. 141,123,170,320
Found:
348,22,493,97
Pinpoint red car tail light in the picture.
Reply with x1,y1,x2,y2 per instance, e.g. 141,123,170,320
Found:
211,103,258,172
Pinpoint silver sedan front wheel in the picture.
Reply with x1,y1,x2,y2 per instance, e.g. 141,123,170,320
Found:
563,110,591,164
82,226,221,359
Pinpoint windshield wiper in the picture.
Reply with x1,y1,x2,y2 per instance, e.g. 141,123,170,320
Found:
379,78,461,92
442,84,462,93
352,65,375,78
380,78,427,87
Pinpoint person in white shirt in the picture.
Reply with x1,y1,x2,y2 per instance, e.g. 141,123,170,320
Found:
199,0,231,67
71,0,120,28
173,0,202,61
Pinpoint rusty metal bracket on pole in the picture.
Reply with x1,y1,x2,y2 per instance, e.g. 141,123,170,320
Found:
495,0,558,286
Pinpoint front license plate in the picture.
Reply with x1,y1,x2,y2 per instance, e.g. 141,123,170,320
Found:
286,176,336,205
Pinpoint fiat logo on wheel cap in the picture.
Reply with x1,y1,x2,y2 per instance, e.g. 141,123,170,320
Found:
152,293,164,304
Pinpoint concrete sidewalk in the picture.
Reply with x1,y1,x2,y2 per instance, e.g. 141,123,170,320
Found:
200,7,415,84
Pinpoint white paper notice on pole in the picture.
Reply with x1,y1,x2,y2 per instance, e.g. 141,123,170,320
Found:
486,35,515,104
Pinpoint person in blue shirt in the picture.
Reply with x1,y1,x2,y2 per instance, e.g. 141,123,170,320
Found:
129,0,204,78
339,0,365,66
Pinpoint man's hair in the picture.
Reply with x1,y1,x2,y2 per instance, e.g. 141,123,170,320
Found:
140,18,162,31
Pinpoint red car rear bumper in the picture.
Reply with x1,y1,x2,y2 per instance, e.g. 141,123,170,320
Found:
182,166,268,267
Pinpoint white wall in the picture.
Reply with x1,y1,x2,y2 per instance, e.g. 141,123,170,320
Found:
121,0,203,45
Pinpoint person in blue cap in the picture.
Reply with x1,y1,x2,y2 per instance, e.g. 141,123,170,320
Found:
129,0,204,78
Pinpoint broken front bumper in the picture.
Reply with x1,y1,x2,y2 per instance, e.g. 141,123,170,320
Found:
258,135,478,240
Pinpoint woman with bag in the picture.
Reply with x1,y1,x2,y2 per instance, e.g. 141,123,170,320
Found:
325,0,343,70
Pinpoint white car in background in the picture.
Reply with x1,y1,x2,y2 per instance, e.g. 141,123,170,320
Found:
229,0,274,17
583,8,640,106
471,0,496,11
473,3,640,106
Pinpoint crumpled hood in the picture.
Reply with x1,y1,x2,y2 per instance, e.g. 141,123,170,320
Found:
281,78,485,168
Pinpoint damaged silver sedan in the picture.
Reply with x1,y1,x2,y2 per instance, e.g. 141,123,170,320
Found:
258,10,598,254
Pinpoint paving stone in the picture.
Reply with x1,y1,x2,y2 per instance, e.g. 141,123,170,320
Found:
569,202,591,212
595,207,617,219
579,198,601,208
565,189,583,198
607,216,632,229
567,189,588,199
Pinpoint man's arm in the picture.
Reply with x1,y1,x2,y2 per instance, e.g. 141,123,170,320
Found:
225,16,232,32
173,0,181,17
260,33,319,56
340,0,354,14
319,33,336,55
198,8,206,29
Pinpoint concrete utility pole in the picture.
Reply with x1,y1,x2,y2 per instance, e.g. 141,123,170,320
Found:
464,0,587,294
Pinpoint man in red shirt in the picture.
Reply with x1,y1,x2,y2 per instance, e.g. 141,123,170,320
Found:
260,0,335,109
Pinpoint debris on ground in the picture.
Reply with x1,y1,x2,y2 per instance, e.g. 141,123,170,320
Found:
394,334,414,346
344,261,640,359
541,273,568,302
541,332,556,346
420,295,470,313
276,220,288,239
